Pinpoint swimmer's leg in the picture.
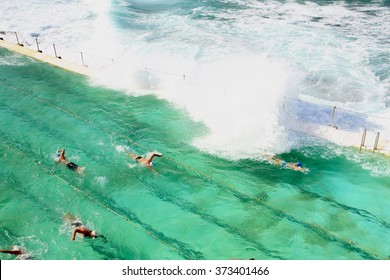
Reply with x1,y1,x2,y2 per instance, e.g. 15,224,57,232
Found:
127,153,138,161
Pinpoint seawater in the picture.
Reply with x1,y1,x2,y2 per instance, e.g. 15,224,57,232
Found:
0,0,389,260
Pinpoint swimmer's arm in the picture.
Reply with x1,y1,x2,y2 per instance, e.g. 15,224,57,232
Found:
58,149,65,157
71,228,78,240
0,249,22,255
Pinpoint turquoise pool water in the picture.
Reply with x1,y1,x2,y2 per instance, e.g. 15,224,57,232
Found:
1,47,389,260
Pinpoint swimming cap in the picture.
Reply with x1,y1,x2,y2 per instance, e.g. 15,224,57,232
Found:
91,230,98,237
296,162,302,167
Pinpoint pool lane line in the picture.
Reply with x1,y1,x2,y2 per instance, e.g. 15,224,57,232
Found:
1,81,387,259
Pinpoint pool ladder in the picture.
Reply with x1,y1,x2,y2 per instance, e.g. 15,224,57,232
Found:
360,129,380,154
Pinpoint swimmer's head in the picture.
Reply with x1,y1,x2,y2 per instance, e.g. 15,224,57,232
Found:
296,162,302,167
71,221,82,227
91,230,98,238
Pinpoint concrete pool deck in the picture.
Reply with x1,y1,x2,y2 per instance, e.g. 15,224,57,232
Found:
0,39,95,77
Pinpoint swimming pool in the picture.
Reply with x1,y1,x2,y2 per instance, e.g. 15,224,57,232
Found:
0,47,389,260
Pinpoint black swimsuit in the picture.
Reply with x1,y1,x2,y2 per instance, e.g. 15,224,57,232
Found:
67,162,78,171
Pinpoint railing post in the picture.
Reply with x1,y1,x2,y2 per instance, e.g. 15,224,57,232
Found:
53,44,61,59
330,106,337,129
35,38,42,53
360,129,367,152
80,52,85,66
15,32,24,47
373,132,380,154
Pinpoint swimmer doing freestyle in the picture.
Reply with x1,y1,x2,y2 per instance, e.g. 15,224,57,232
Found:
127,151,162,171
54,149,84,173
71,227,97,240
64,213,106,242
269,156,309,173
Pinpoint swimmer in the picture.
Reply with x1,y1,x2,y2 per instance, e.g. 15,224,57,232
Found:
269,156,309,172
0,245,23,255
71,226,107,242
71,227,97,241
54,149,84,173
65,213,107,242
128,152,162,171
